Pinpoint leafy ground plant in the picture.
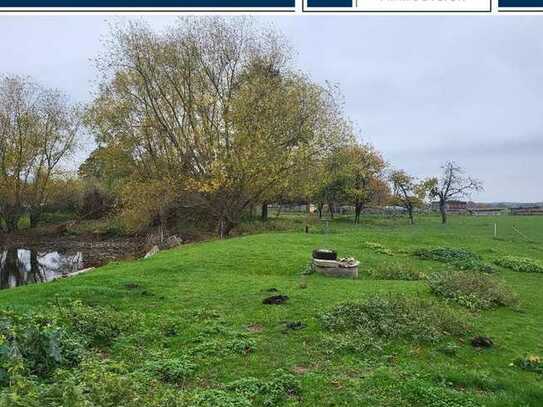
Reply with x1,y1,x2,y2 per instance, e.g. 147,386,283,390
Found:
363,241,394,256
0,301,134,386
320,294,468,343
143,355,196,384
427,270,518,310
414,247,496,273
367,263,425,280
495,256,543,273
0,309,86,383
513,355,543,374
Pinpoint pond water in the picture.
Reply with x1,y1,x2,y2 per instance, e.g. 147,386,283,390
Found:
0,248,85,290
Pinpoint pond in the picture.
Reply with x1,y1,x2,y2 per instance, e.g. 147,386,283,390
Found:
0,248,85,289
0,237,144,290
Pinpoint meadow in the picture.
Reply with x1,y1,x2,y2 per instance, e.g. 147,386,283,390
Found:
1,214,543,406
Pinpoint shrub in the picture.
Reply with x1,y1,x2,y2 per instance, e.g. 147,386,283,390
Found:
320,333,382,356
359,368,480,406
495,256,543,273
0,301,132,387
320,295,468,343
225,370,299,407
514,355,543,374
0,310,86,383
427,271,518,310
189,389,252,407
144,356,195,384
414,247,496,273
399,377,479,407
367,263,425,280
192,331,256,356
59,300,130,347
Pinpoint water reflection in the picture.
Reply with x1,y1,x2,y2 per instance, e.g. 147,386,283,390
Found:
0,248,83,289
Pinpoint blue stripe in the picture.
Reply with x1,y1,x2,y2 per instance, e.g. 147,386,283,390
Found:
500,0,543,5
307,0,352,6
0,0,294,6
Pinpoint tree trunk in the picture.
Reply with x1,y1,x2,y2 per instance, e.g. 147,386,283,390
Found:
261,202,268,221
29,210,41,229
328,202,335,219
218,217,235,239
29,249,45,283
248,203,256,219
354,203,363,224
276,204,282,217
408,206,414,225
3,248,21,288
5,215,19,233
317,203,323,219
439,200,448,224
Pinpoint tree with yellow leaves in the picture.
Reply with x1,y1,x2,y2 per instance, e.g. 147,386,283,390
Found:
86,18,352,237
0,75,80,231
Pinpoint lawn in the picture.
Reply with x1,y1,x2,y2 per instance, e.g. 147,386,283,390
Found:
1,215,543,406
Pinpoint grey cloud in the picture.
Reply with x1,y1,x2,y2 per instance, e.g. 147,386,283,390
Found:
0,15,541,202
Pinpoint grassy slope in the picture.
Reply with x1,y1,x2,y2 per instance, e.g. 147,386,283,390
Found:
1,215,543,405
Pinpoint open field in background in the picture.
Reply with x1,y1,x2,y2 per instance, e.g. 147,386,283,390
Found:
1,215,543,406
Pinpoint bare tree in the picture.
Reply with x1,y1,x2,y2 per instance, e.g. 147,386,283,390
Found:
428,161,483,224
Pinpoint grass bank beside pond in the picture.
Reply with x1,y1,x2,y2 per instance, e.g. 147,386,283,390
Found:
1,215,543,406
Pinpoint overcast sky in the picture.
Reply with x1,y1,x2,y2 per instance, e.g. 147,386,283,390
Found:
0,16,541,202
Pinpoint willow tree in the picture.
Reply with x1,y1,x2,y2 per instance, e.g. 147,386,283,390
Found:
0,75,79,231
86,18,351,237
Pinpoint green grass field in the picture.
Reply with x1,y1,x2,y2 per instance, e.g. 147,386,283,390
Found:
1,215,543,406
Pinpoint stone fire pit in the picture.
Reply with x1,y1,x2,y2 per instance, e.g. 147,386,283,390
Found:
312,249,359,279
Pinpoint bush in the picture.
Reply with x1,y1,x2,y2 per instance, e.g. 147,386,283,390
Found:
225,370,299,407
367,263,425,280
0,310,86,383
193,335,256,356
187,370,299,407
427,271,518,310
191,320,257,356
144,356,195,384
59,300,130,347
514,355,543,374
189,389,252,407
0,301,132,387
495,256,543,273
79,184,114,220
320,295,468,343
414,247,496,273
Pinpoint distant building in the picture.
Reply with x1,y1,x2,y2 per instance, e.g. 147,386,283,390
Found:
431,200,469,213
468,208,503,216
510,206,543,216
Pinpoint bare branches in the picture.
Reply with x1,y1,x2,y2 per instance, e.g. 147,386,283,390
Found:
431,161,483,201
429,161,483,224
